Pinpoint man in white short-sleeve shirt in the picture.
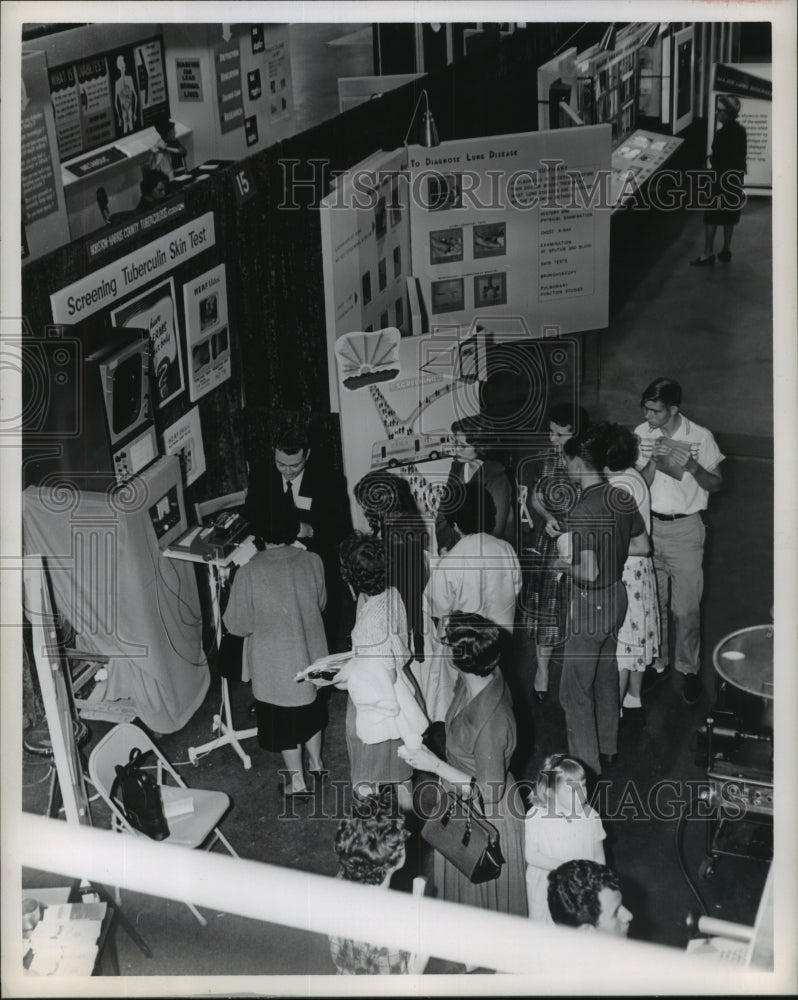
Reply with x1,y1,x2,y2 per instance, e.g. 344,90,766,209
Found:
634,378,724,705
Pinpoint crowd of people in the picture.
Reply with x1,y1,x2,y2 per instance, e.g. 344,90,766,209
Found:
223,374,723,967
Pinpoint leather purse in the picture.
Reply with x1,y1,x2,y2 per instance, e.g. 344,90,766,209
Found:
111,747,169,841
420,781,504,884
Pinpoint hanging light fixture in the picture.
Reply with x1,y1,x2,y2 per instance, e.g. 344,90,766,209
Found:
403,89,440,148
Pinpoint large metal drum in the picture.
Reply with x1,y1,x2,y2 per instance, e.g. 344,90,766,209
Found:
712,625,773,731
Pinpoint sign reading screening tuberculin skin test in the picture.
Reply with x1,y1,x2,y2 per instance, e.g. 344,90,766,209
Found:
162,406,206,487
50,213,216,323
182,264,231,402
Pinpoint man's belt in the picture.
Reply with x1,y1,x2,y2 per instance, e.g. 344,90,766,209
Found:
652,511,692,521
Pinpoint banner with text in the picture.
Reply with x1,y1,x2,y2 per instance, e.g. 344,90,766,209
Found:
50,213,216,323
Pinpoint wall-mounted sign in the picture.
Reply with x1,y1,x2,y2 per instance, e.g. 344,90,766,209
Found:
247,68,262,101
251,25,265,54
245,115,259,147
265,40,291,122
176,57,203,102
182,264,231,402
47,34,169,162
215,40,245,134
709,62,772,191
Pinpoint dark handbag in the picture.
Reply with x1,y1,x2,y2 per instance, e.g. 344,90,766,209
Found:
420,781,504,884
110,747,170,841
217,630,244,682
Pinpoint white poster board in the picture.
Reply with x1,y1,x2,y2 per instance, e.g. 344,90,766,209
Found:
320,148,412,412
407,125,611,336
162,405,206,486
709,62,772,192
671,25,696,134
335,328,480,538
182,262,231,401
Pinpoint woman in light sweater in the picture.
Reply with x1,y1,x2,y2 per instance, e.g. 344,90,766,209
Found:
311,533,427,806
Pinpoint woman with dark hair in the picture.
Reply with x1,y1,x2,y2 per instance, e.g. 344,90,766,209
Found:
691,94,747,266
310,533,427,805
354,470,430,662
328,789,428,974
400,612,527,917
223,502,327,798
519,402,590,702
555,427,649,776
435,415,516,553
591,422,660,715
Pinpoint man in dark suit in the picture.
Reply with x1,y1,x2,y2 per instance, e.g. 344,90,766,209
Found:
245,424,353,651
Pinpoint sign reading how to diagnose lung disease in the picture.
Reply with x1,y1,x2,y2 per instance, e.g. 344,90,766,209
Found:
182,264,231,402
407,125,611,336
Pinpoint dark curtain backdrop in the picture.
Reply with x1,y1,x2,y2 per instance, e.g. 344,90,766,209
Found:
22,23,592,504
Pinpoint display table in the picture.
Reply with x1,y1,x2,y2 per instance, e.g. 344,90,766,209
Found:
164,529,258,770
21,882,146,977
610,129,685,212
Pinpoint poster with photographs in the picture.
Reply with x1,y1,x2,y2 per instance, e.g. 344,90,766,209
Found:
162,406,206,487
408,128,611,330
111,277,184,408
182,264,231,402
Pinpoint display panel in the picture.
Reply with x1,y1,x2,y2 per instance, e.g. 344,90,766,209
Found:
93,333,152,447
47,34,169,162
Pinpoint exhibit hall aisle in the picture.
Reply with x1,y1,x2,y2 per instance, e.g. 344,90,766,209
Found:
21,198,774,976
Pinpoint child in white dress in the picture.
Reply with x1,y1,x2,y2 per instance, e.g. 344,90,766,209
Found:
525,754,606,922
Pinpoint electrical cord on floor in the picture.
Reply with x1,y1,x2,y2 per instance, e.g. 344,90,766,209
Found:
158,555,203,627
145,531,207,667
674,795,709,916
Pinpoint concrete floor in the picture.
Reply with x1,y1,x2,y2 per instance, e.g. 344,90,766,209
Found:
20,24,774,984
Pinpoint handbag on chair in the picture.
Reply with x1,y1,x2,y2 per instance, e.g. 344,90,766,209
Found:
111,747,170,841
420,780,504,884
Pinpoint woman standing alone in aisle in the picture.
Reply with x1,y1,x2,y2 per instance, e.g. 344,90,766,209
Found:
690,94,747,266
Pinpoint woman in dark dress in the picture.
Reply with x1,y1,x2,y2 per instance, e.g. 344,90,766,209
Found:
399,613,527,918
518,403,588,702
690,94,747,266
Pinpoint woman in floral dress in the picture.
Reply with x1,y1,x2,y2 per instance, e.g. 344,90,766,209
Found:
593,422,660,714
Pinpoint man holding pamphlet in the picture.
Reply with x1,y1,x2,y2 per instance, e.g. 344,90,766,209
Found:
634,378,724,705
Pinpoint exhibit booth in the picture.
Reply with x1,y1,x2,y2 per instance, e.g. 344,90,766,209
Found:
11,14,781,987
